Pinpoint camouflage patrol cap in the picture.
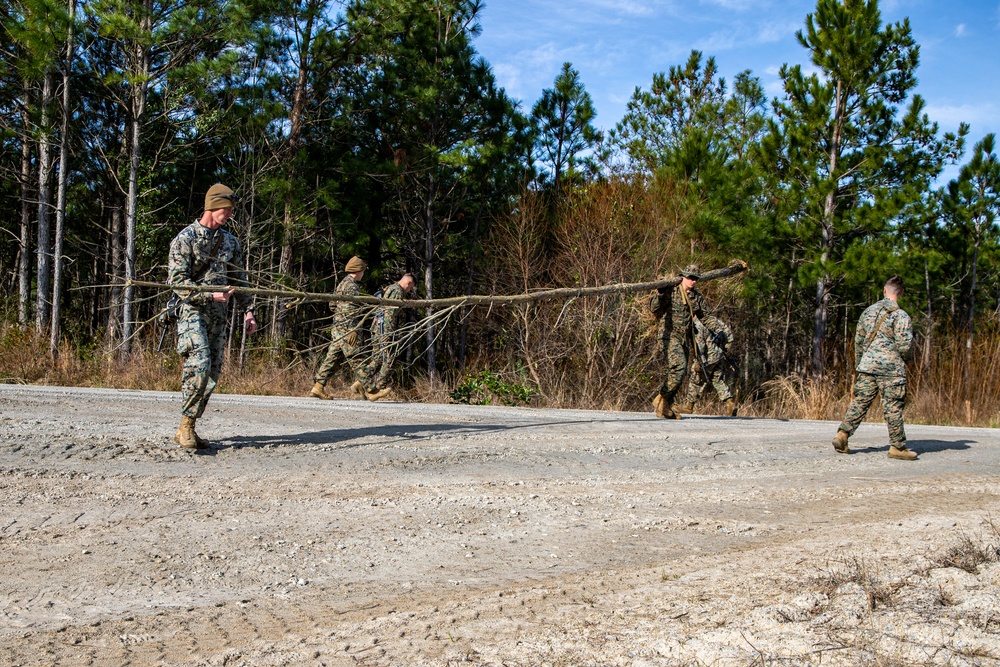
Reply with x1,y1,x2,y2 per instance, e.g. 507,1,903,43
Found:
679,264,701,279
204,183,235,210
345,256,367,273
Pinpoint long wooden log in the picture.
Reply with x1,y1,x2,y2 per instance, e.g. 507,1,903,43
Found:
128,260,748,310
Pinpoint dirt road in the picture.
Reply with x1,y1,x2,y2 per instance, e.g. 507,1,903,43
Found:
1,384,999,666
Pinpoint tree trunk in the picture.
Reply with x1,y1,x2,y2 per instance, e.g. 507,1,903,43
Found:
121,11,151,356
965,233,981,407
19,84,33,326
811,79,844,378
923,259,932,369
35,70,56,334
273,11,314,342
423,172,438,386
50,0,75,358
108,205,123,344
457,205,483,372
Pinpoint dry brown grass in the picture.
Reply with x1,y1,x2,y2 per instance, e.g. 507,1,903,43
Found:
7,318,1000,429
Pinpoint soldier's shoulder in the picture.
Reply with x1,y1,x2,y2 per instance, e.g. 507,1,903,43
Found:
336,276,360,294
172,221,201,243
221,227,240,245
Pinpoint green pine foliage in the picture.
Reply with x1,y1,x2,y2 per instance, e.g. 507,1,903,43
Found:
1,0,997,418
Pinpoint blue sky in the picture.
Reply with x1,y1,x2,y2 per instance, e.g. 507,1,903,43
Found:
474,0,998,156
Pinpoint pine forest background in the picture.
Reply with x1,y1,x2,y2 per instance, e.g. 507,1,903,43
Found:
2,0,999,426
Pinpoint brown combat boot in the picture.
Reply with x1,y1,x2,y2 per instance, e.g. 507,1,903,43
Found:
888,445,918,461
174,416,200,449
832,429,850,454
674,401,694,414
310,381,332,400
366,387,392,401
351,380,368,400
653,394,680,419
724,398,737,417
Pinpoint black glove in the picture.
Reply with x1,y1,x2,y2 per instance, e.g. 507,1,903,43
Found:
712,331,728,348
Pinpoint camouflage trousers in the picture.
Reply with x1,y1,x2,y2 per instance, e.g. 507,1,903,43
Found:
686,360,733,402
315,324,376,391
371,330,401,391
839,373,907,445
176,303,227,419
658,335,690,404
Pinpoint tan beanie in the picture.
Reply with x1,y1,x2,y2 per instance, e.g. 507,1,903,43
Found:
205,183,235,210
345,256,367,273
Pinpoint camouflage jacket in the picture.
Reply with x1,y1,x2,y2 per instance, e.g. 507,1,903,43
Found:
331,275,366,331
375,282,407,334
168,221,252,312
662,285,723,343
694,317,733,366
854,297,912,377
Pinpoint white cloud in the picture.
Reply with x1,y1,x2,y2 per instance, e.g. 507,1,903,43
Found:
581,0,664,17
924,102,996,130
954,23,967,37
698,0,756,10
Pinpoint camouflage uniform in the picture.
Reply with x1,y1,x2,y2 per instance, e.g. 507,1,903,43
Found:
315,275,376,391
168,221,252,419
685,317,734,403
658,284,724,406
838,297,913,446
371,281,407,391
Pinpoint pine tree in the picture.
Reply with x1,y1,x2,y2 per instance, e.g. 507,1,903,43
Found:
762,0,964,375
530,62,601,196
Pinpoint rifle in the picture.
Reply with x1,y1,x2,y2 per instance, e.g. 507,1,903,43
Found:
709,330,739,376
157,317,170,352
691,326,714,388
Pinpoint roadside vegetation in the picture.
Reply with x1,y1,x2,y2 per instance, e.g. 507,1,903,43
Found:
2,0,997,426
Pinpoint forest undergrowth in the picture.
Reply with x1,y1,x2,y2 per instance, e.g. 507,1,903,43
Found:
3,320,999,429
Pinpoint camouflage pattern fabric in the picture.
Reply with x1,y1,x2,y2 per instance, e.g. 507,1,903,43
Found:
839,297,913,445
168,221,252,419
657,285,723,403
854,298,913,375
371,281,407,391
839,374,907,445
315,275,376,391
686,318,734,402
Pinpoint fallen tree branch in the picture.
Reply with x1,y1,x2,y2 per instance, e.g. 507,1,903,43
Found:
127,260,748,309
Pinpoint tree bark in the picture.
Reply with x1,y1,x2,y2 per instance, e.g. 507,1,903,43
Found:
19,83,33,326
35,70,56,333
50,0,75,358
423,172,438,386
274,9,314,342
120,3,152,356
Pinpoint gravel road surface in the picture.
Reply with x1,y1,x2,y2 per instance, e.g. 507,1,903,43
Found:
1,384,999,666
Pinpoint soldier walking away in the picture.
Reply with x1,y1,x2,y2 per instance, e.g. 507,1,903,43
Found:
651,265,727,420
368,273,416,401
831,275,917,460
675,317,737,416
310,256,379,401
168,183,257,449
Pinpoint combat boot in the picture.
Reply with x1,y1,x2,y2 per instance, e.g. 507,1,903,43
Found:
351,380,368,400
888,445,918,461
310,381,331,400
366,387,392,401
653,394,680,419
174,416,200,449
674,401,694,414
724,398,737,417
832,429,850,454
